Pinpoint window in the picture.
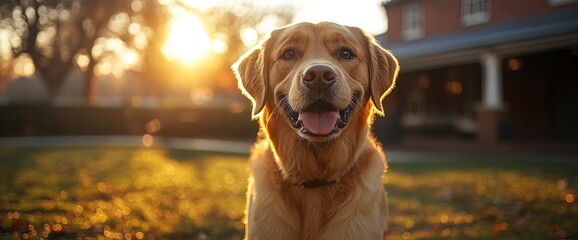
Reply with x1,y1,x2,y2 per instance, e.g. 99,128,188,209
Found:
462,0,490,26
402,2,423,41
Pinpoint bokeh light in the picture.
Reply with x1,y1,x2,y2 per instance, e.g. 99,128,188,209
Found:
142,134,154,147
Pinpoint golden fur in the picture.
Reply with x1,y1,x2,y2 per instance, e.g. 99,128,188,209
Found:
232,22,399,240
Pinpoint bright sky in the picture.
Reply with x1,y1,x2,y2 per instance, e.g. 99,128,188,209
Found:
163,0,388,64
291,0,388,35
183,0,388,35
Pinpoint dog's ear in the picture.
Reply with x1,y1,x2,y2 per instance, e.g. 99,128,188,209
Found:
367,36,400,116
232,40,269,119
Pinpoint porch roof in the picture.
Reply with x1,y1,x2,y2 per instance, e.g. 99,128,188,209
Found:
382,7,578,64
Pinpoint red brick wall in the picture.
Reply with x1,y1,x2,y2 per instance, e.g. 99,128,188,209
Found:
384,0,578,45
385,3,404,44
491,0,577,23
422,0,461,38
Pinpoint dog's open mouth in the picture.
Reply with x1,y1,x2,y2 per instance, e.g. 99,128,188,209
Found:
283,98,356,137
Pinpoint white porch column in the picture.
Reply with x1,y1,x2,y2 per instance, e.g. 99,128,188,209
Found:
477,50,504,145
481,51,503,109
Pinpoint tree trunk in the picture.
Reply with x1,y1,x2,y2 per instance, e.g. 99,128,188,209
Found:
83,57,98,106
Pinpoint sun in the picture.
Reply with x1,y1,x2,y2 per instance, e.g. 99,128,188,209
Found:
162,14,211,64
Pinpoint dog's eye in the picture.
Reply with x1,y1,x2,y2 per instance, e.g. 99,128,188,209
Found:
281,49,296,60
339,48,355,60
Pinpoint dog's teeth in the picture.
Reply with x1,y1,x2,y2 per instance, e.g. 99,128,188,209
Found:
292,120,303,128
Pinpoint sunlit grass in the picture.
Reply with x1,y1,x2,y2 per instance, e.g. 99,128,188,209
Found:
0,148,577,239
0,148,247,239
384,154,578,240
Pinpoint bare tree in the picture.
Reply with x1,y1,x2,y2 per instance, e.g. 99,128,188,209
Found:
174,0,294,92
201,1,294,66
1,0,133,99
135,0,295,94
138,0,171,98
0,0,294,101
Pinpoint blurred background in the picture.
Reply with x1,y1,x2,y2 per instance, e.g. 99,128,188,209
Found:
0,0,577,151
0,0,390,144
1,0,578,239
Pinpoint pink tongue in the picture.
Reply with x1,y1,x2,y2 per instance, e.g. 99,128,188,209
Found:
298,111,340,135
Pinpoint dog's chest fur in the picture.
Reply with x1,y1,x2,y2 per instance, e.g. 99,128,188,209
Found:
247,138,387,240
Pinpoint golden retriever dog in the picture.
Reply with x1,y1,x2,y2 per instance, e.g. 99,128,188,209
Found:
232,22,399,240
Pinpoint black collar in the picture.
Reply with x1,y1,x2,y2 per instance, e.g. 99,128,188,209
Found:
295,179,337,188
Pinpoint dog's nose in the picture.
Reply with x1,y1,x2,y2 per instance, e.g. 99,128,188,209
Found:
301,64,336,92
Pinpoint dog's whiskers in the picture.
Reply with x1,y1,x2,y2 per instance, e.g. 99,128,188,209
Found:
279,96,296,118
309,141,321,150
351,94,360,106
265,97,289,128
266,106,281,129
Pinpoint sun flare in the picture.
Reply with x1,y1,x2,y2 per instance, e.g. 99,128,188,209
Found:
162,14,211,64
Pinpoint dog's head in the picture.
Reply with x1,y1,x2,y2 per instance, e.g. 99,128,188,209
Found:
233,22,399,142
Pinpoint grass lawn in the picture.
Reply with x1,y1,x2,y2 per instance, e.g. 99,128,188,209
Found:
0,147,576,239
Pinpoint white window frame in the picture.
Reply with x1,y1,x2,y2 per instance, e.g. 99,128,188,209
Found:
462,0,490,26
402,1,423,41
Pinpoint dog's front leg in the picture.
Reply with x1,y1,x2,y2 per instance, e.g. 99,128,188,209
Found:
318,191,387,240
245,178,301,240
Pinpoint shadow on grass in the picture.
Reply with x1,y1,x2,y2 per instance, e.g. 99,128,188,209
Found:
0,147,576,239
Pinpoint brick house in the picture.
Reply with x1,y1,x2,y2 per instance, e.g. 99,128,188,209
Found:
379,0,578,144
